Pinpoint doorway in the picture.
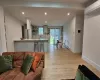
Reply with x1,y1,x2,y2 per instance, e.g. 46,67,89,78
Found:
50,28,61,45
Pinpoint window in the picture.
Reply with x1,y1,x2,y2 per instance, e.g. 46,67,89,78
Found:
38,27,43,35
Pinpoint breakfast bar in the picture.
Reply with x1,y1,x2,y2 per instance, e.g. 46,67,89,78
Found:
14,39,49,52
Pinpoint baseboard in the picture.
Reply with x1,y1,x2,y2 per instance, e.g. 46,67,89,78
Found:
82,55,100,71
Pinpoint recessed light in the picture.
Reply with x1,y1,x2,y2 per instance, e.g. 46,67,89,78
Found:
22,12,25,15
67,12,70,15
45,12,47,15
45,21,47,23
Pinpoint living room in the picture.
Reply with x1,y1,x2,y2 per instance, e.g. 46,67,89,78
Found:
0,0,100,80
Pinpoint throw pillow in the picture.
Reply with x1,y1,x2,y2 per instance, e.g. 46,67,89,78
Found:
4,55,13,68
21,55,34,75
32,60,38,72
0,55,13,74
31,54,42,72
36,54,43,68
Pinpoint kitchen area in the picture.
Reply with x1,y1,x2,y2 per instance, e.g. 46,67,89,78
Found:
14,19,50,52
14,19,63,52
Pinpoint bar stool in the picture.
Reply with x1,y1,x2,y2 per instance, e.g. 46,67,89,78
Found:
39,42,44,52
34,41,39,52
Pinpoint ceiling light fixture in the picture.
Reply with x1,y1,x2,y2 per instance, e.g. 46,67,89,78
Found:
22,12,25,15
45,21,47,23
45,12,47,15
67,12,70,16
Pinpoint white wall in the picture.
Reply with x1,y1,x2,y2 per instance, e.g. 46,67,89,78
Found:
63,17,76,52
63,24,68,48
82,14,100,71
82,0,100,71
5,12,22,51
63,14,84,53
0,7,7,54
75,14,84,53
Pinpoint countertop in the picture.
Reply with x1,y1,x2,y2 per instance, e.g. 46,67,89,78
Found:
14,39,49,42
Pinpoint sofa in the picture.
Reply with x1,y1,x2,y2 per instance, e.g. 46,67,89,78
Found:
72,65,100,80
0,52,45,80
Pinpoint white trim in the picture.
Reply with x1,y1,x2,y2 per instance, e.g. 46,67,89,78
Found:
82,55,100,71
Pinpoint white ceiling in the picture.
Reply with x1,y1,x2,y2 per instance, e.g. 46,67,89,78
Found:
5,7,83,26
0,0,89,4
3,0,89,26
27,0,88,3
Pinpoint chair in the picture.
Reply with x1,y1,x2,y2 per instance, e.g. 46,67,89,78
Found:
39,42,44,52
34,41,39,52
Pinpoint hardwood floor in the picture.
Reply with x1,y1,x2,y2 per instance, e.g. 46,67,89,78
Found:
41,47,100,80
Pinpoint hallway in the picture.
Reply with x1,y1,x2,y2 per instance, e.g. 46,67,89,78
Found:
42,48,100,80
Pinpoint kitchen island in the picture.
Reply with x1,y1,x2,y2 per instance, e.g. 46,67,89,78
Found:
14,39,49,52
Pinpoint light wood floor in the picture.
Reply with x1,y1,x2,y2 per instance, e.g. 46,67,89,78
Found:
41,47,100,80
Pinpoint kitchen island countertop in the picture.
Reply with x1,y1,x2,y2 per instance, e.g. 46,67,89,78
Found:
14,39,49,42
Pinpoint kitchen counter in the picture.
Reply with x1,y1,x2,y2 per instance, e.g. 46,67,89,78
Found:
14,39,49,52
14,39,49,42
